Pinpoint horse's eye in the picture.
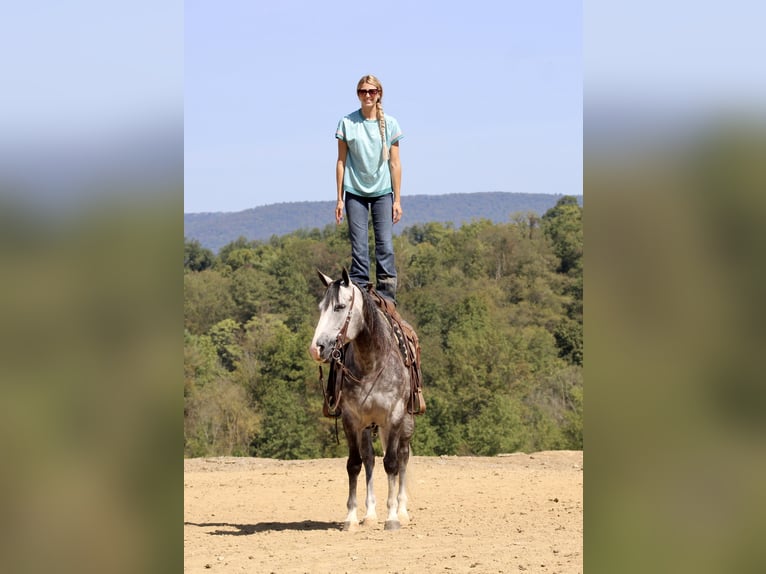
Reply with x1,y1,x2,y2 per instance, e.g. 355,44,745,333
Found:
333,304,346,312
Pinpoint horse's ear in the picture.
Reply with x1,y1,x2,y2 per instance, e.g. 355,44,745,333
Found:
341,267,351,287
317,269,333,287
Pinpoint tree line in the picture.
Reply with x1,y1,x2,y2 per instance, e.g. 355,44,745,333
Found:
184,196,582,459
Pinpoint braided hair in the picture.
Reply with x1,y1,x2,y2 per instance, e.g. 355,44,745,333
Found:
357,74,389,162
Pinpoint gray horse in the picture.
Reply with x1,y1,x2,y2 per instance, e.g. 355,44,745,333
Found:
308,269,414,531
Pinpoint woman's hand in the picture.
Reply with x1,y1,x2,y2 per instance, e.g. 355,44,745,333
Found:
392,200,402,224
335,200,344,224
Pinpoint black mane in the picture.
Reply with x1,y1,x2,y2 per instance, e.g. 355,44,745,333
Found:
358,283,385,340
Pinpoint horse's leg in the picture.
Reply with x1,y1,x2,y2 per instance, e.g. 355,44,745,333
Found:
382,427,402,530
360,427,377,524
343,424,363,531
396,436,411,524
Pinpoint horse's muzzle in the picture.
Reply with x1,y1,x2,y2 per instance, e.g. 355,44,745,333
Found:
308,342,329,363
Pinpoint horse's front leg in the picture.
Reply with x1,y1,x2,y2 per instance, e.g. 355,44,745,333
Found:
395,437,411,525
382,429,403,530
343,424,363,531
360,426,377,524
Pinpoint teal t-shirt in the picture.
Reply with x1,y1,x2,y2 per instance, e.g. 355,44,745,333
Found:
335,109,403,197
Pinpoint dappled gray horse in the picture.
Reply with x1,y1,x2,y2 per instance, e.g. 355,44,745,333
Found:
309,269,414,531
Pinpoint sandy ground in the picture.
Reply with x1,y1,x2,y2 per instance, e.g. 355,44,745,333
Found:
184,451,583,574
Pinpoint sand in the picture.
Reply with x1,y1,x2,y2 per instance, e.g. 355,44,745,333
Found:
184,451,582,573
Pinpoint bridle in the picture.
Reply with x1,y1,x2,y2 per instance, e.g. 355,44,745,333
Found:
330,286,356,366
328,284,386,386
319,284,386,414
318,284,357,431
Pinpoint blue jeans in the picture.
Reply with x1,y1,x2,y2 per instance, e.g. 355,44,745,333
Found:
345,192,397,302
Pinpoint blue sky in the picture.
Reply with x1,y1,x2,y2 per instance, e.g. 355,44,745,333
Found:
184,0,582,213
5,2,762,213
1,1,182,144
585,1,766,109
0,1,183,211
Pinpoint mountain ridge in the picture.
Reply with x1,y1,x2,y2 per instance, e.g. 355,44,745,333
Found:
184,191,582,252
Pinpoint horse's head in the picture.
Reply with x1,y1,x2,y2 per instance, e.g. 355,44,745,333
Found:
308,268,365,363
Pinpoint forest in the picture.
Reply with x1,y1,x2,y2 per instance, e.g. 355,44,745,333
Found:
184,195,582,459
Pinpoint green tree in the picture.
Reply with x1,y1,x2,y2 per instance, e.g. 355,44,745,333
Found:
250,379,321,459
217,236,255,270
184,331,260,457
554,318,583,366
466,394,530,455
184,331,223,393
209,318,243,371
542,195,583,275
229,266,277,324
184,270,237,334
184,376,260,457
542,196,583,363
184,237,214,271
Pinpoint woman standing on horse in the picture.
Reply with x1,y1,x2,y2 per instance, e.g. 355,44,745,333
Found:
335,74,403,304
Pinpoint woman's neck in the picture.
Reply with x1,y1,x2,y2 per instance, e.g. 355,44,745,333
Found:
360,103,377,120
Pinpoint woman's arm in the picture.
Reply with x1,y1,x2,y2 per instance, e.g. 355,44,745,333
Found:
336,139,348,224
389,141,402,223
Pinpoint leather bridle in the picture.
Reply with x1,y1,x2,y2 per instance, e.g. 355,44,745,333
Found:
330,285,356,363
318,285,358,422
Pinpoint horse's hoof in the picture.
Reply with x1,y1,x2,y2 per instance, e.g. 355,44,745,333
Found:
384,520,401,531
343,521,358,532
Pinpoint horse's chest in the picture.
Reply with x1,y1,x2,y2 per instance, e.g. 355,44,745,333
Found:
345,381,404,419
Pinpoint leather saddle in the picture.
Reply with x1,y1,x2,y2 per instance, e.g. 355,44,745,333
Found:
365,285,426,416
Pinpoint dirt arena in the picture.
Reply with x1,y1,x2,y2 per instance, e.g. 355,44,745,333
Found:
184,451,583,573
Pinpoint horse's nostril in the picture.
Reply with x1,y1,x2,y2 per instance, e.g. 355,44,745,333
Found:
309,343,325,362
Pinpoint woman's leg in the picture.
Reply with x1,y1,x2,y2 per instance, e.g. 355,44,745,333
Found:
345,193,371,286
370,193,397,303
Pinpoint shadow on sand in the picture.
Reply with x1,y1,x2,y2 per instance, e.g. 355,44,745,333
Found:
184,520,342,535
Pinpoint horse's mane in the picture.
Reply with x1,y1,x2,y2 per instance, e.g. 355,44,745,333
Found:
358,283,385,340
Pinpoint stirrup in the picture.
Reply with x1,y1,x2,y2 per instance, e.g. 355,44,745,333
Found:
410,387,426,415
323,399,341,418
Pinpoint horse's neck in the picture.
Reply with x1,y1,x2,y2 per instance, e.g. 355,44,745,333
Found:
350,304,392,373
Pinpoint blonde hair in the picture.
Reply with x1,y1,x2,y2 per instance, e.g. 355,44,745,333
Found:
357,74,389,162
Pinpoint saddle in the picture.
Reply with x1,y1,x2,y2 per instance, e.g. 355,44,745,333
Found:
322,285,426,418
